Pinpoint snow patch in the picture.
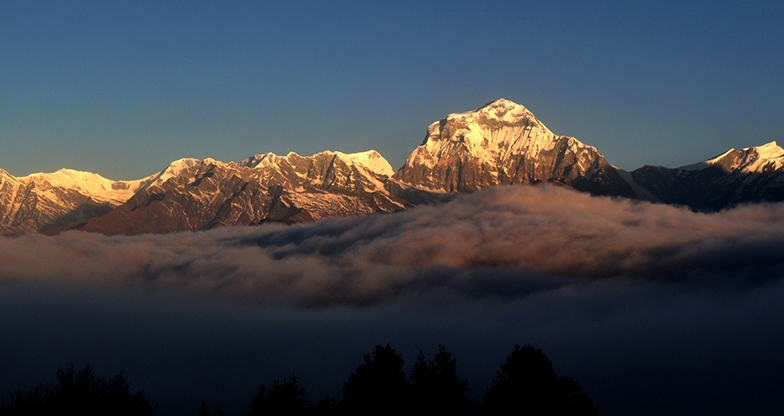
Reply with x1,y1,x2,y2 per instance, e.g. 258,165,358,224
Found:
617,169,661,202
331,150,395,177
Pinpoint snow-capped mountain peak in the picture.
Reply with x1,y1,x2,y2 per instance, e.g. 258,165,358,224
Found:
475,98,543,125
6,98,784,236
750,140,783,156
43,148,407,235
420,98,558,158
394,98,631,196
147,158,203,187
239,152,282,169
240,150,394,177
18,168,150,206
0,167,158,234
407,98,596,173
691,141,784,174
324,150,394,177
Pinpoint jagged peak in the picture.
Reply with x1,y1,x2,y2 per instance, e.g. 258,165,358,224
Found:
439,98,535,126
407,98,583,168
241,149,394,177
146,158,204,187
239,152,280,168
476,97,526,112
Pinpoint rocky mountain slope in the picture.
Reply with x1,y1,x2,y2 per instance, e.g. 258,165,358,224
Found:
628,141,784,211
394,99,636,197
3,98,784,236
0,168,155,235
49,150,410,235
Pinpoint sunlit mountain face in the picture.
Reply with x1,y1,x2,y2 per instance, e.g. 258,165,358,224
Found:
3,100,784,415
6,99,784,237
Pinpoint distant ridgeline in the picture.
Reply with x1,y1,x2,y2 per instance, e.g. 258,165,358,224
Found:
3,99,784,236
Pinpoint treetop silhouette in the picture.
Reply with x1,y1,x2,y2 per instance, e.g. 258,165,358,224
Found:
247,374,311,416
410,344,473,414
482,344,598,415
341,343,408,414
0,363,156,416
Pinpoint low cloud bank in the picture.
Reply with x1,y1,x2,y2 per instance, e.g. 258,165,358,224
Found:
3,185,784,415
3,185,784,305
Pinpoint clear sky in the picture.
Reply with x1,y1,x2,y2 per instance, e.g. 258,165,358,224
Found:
1,1,782,180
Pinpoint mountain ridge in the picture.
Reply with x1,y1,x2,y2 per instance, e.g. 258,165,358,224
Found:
44,150,410,235
3,98,784,236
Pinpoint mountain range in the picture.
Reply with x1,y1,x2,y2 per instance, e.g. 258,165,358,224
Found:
2,98,783,236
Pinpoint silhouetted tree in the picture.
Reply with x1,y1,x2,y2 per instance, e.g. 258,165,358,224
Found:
341,344,408,415
482,345,598,415
215,406,227,416
410,345,473,414
247,384,266,416
197,400,209,416
1,363,157,416
314,396,338,416
247,374,310,416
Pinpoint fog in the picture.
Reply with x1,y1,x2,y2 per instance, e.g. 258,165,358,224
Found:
2,185,783,415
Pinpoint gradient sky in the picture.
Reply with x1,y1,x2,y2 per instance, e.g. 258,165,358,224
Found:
1,1,782,180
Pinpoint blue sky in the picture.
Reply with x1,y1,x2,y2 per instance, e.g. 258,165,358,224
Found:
1,1,782,180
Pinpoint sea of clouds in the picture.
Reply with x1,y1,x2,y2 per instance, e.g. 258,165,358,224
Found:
3,184,784,303
2,184,783,415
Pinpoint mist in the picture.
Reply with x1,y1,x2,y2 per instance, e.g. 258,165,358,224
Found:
2,185,783,415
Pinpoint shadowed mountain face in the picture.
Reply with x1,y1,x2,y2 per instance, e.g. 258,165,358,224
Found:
4,99,784,236
394,99,636,198
629,141,784,211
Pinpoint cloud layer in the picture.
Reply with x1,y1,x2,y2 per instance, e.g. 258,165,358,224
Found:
3,184,784,305
3,184,784,415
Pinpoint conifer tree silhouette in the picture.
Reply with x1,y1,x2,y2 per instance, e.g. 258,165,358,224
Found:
247,374,310,416
197,400,209,416
341,344,408,415
314,396,338,415
0,363,157,416
482,345,598,415
409,345,473,414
